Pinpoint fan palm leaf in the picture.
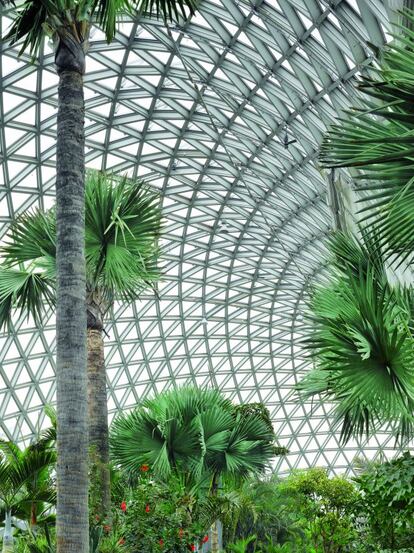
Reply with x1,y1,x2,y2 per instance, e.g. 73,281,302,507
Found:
3,0,197,56
320,10,414,263
298,231,414,443
111,387,276,484
0,170,160,328
85,171,161,302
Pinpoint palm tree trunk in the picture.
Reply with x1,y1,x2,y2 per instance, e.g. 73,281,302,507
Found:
210,473,221,553
55,31,89,553
87,301,110,520
210,522,219,553
2,510,13,553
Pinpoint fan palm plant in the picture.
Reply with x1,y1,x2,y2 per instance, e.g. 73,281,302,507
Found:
0,1,196,551
110,386,277,553
297,231,414,443
319,10,414,263
0,441,56,553
0,171,161,519
110,386,275,482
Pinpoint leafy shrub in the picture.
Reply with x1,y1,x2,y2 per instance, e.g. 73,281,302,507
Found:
355,452,414,551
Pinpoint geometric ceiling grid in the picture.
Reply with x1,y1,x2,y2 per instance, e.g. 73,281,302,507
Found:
0,0,404,474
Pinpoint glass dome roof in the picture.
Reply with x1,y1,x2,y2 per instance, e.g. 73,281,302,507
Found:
0,0,402,473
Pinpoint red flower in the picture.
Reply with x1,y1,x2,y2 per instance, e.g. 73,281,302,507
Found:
191,546,196,552
158,539,164,547
202,535,209,543
120,501,127,512
103,525,111,533
140,464,150,472
118,538,125,545
145,504,151,513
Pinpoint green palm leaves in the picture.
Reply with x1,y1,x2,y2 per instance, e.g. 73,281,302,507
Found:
0,171,161,329
0,439,56,519
85,171,161,303
110,387,276,483
299,12,414,444
298,232,414,443
3,0,197,57
320,11,414,263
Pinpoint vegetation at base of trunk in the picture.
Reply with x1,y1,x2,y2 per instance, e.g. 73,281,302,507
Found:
0,423,56,553
3,410,414,553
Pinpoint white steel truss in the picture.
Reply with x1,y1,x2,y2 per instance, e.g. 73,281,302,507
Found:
0,0,403,474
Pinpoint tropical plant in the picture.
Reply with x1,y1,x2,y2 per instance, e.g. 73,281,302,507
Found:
0,171,161,519
297,230,414,443
226,534,256,553
220,476,304,550
355,452,414,551
0,441,56,553
111,387,278,553
0,0,197,550
113,472,210,553
110,387,276,483
277,468,359,553
319,10,414,264
14,525,55,553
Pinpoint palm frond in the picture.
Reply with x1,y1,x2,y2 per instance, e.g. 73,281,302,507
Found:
320,10,414,262
3,0,49,57
1,208,56,270
129,0,197,24
3,0,197,57
110,387,275,484
298,231,414,443
0,267,55,330
85,171,161,302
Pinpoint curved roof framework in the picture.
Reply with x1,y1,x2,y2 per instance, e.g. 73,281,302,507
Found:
0,0,403,473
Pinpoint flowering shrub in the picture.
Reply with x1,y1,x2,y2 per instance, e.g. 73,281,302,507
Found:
121,474,208,552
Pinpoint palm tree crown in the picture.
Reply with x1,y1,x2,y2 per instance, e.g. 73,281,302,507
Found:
319,10,414,264
297,231,414,443
110,386,276,483
1,0,198,57
0,170,161,329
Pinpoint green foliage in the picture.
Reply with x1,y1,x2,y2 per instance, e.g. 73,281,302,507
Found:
14,526,55,553
84,171,161,304
227,534,256,553
0,171,161,329
0,440,56,523
220,476,304,549
2,0,197,57
118,473,209,553
110,386,276,484
278,468,358,553
320,10,414,264
355,452,414,551
298,230,414,443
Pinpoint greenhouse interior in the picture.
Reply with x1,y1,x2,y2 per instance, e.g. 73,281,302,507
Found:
1,0,414,551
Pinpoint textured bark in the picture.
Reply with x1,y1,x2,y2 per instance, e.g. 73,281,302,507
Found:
55,66,88,553
210,521,219,553
210,474,220,553
87,300,111,519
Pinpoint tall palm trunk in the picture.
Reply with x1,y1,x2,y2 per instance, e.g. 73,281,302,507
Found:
87,299,110,520
2,510,13,553
55,28,89,553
